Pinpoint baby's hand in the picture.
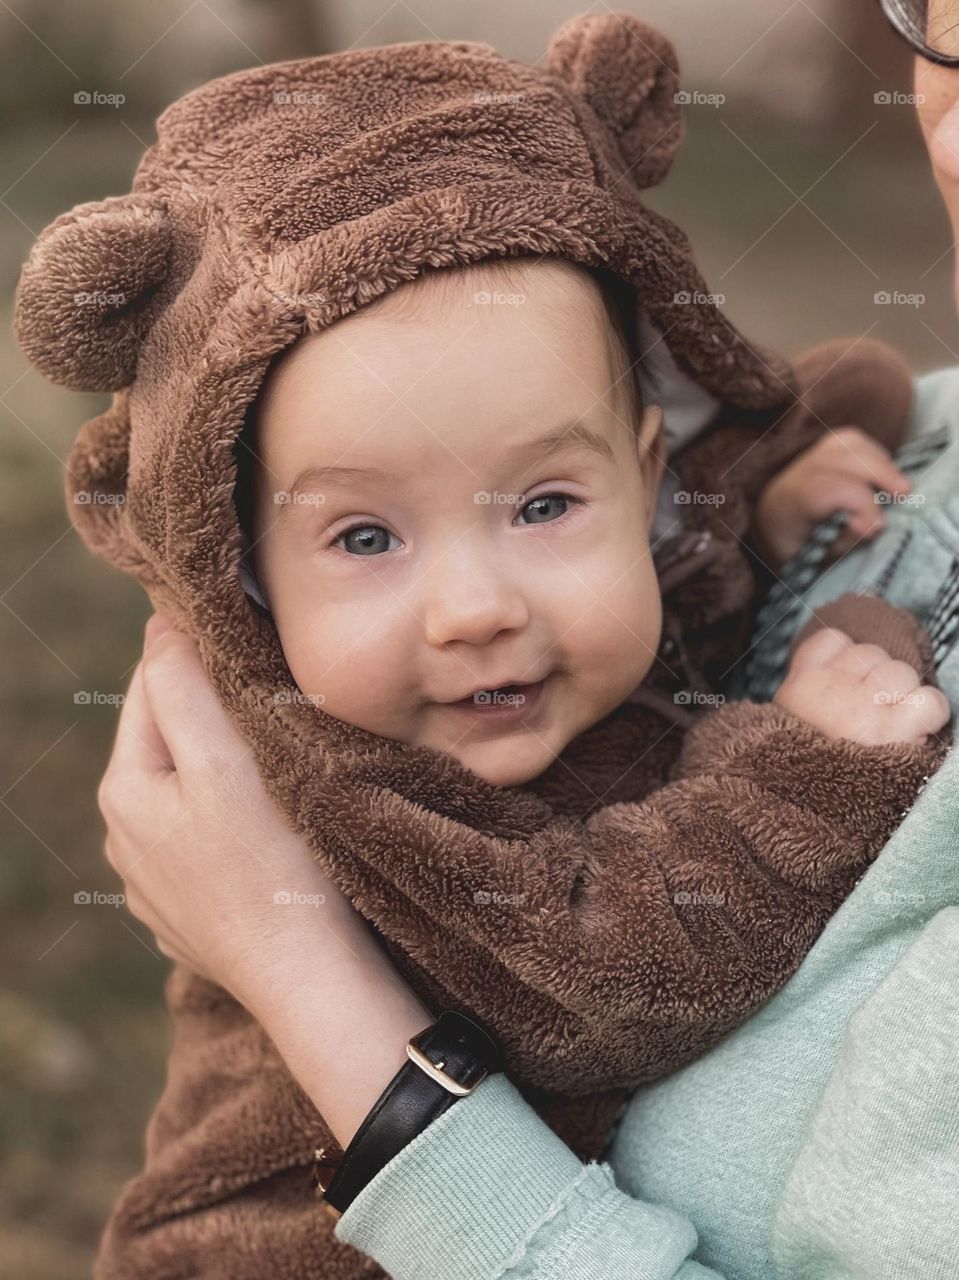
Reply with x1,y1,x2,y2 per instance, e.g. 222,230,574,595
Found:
774,626,950,746
753,427,912,567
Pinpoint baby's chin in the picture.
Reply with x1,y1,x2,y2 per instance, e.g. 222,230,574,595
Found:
444,735,561,788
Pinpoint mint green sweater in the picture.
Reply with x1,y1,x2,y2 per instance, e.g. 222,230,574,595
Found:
335,368,959,1279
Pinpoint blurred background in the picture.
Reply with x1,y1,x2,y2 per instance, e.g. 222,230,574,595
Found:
0,1,954,1274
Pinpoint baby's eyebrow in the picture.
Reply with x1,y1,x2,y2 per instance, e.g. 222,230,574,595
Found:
505,420,616,467
280,420,615,511
285,463,391,502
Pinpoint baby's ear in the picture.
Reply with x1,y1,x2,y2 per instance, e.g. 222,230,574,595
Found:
635,404,666,520
14,193,172,392
546,12,681,190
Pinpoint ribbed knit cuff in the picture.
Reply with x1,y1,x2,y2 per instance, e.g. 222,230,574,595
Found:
334,1073,700,1280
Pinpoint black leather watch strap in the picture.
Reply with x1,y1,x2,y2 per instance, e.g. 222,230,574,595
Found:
320,1009,502,1214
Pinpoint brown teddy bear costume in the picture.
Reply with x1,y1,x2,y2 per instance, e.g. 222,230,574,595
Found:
13,13,947,1278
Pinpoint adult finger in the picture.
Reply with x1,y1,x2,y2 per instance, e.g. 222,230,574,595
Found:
139,627,249,777
826,429,912,495
104,661,175,786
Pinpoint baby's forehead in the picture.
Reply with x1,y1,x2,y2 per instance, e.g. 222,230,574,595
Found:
263,257,615,391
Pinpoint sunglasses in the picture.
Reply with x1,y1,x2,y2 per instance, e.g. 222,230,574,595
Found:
880,0,959,64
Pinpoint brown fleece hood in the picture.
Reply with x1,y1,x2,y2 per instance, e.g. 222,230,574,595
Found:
12,13,939,1279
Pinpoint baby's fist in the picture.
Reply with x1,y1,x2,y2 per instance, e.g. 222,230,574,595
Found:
774,627,950,746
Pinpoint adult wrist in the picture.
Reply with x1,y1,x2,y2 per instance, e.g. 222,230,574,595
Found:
314,1009,504,1215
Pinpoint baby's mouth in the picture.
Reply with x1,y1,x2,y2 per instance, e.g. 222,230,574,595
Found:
444,677,549,722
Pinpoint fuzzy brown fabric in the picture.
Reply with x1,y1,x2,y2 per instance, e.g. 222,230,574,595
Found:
11,14,946,1279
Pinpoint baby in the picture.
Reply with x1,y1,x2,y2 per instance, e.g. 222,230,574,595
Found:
235,253,948,790
14,15,953,1275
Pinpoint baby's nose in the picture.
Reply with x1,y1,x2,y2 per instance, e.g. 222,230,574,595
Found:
421,564,530,648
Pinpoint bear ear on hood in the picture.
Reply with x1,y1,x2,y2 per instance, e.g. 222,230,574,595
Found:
13,193,172,393
546,11,682,190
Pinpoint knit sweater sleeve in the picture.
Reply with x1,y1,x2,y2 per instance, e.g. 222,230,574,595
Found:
335,1070,721,1279
322,701,943,1095
336,908,959,1280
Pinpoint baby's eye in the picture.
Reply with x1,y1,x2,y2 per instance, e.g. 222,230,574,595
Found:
332,524,400,556
516,494,576,525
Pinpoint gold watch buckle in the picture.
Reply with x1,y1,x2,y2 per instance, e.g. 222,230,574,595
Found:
406,1028,486,1096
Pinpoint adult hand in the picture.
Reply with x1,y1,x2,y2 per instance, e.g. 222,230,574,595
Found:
98,612,430,1145
753,427,911,567
98,613,356,998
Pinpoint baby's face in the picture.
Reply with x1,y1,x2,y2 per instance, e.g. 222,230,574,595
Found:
249,260,664,787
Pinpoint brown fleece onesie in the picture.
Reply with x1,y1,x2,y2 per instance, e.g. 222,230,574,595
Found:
12,13,946,1278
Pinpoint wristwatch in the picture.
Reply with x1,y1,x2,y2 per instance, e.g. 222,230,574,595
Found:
311,1009,502,1217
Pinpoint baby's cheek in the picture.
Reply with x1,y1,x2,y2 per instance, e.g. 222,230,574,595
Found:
279,600,417,737
561,556,662,692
